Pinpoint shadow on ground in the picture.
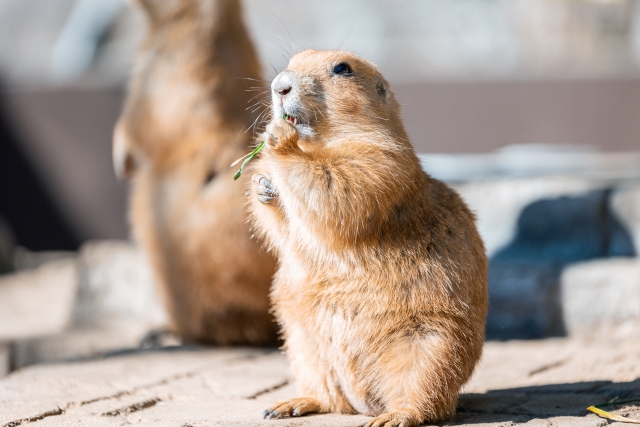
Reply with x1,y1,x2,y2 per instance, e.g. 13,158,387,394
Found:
450,379,640,425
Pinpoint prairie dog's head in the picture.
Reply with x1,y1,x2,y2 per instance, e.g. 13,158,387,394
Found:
270,50,404,143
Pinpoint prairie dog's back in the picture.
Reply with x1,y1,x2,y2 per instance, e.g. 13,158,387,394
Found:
114,0,277,345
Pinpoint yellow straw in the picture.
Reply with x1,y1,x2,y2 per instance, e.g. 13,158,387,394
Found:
587,406,640,424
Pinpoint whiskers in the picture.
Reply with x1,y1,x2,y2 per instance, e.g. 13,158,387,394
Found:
335,23,354,51
235,73,273,138
270,39,293,65
243,88,272,139
270,12,298,56
245,103,272,139
264,12,301,78
236,77,272,84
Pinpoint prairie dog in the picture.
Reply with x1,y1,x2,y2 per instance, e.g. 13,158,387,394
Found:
113,0,277,345
249,50,488,426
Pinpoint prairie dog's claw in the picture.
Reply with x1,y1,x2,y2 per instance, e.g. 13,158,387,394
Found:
253,174,279,205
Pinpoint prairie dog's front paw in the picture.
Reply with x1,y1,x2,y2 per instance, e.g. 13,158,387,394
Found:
253,174,279,205
265,118,299,151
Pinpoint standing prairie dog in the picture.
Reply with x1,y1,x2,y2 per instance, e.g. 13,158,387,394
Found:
249,50,488,426
113,0,277,345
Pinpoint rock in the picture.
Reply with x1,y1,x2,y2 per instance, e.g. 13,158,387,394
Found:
71,240,165,330
11,327,158,369
420,145,640,184
490,189,635,263
12,247,74,271
452,176,621,257
0,240,166,370
561,258,640,339
10,240,166,369
0,259,77,342
611,182,640,255
0,343,9,378
456,177,637,339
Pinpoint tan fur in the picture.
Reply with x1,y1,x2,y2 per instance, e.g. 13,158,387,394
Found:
249,50,488,426
114,0,277,345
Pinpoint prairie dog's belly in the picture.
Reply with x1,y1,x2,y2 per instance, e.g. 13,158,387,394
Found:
284,312,382,415
276,272,385,416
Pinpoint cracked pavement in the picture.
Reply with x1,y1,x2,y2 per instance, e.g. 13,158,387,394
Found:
1,339,639,426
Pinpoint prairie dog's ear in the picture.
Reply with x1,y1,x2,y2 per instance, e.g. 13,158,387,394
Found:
132,0,188,22
376,80,387,101
113,119,139,180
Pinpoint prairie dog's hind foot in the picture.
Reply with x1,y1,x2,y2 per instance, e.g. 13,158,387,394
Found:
263,397,325,420
364,411,422,427
138,328,182,349
253,174,279,205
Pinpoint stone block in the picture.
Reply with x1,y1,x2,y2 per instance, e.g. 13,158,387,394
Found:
490,189,635,263
0,259,77,342
452,177,636,258
11,327,151,369
9,240,167,369
561,258,640,339
0,342,9,378
12,248,74,271
611,182,640,254
420,146,640,184
71,240,165,330
0,240,167,369
453,176,638,339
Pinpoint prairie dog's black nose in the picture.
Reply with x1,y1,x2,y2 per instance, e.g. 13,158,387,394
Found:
272,72,293,96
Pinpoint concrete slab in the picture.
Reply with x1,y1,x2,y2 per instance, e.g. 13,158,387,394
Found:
1,339,638,426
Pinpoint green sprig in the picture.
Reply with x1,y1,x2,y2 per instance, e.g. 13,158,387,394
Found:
232,114,293,180
232,141,265,180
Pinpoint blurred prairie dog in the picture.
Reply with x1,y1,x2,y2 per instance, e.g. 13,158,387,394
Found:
249,50,488,426
113,0,277,345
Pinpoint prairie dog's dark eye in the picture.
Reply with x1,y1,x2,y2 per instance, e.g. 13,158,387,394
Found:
333,62,353,75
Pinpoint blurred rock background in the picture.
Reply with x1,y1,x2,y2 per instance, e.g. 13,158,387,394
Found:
0,0,639,372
